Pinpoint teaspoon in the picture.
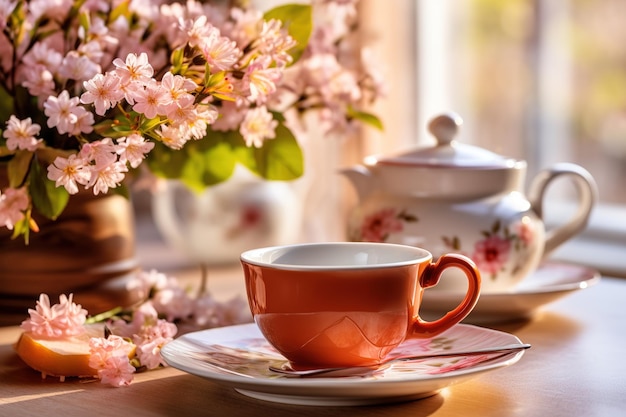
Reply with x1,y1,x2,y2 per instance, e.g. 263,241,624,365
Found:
269,343,531,377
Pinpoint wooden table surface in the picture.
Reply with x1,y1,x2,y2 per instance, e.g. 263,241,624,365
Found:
1,266,624,417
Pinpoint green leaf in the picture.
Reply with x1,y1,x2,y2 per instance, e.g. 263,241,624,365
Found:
240,123,303,180
11,215,31,243
109,0,131,24
180,136,237,191
170,47,185,74
264,4,312,65
147,124,303,191
140,116,165,134
348,108,385,131
7,150,33,187
28,160,69,220
146,141,188,179
147,132,239,191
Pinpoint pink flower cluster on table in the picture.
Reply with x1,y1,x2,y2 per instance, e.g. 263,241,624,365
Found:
20,269,251,387
21,294,88,339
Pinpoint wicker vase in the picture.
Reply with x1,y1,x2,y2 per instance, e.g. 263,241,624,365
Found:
0,183,140,326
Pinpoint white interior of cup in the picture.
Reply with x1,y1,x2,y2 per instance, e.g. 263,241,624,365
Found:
240,242,431,270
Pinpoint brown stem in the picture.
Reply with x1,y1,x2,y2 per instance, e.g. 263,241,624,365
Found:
199,263,209,296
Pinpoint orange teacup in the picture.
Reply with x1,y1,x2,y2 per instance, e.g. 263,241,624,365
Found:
240,242,481,369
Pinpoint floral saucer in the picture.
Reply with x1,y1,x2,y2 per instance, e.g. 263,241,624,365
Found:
160,323,527,406
420,261,600,324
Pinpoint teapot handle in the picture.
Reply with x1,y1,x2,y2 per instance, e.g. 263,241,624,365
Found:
528,163,598,257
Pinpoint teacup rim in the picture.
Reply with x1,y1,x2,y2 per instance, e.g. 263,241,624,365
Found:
240,242,432,270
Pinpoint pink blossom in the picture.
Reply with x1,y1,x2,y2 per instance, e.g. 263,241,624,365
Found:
97,355,136,387
227,8,263,48
158,72,196,116
126,269,170,300
472,235,512,275
3,115,42,151
22,42,63,72
199,27,242,72
0,1,18,31
193,294,251,328
151,282,194,321
107,302,160,339
105,299,177,371
239,106,277,148
58,51,101,82
87,161,128,195
303,53,360,103
164,94,197,125
28,0,70,20
116,133,155,168
88,335,136,387
21,66,56,99
254,19,296,67
70,106,95,135
211,100,245,131
243,56,281,104
183,16,219,49
112,52,154,85
77,39,105,63
81,15,119,51
133,319,177,370
47,154,91,194
43,90,81,135
132,79,169,119
311,0,358,42
190,104,219,136
81,73,124,116
171,105,213,142
79,138,118,166
0,187,29,230
360,208,403,242
157,125,187,150
20,294,87,339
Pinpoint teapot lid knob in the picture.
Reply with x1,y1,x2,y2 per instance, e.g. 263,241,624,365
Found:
427,112,463,146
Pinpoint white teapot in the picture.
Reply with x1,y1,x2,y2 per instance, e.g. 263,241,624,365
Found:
152,168,302,265
341,113,598,292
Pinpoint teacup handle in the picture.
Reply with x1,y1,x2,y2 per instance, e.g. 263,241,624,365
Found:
527,163,598,257
410,254,481,338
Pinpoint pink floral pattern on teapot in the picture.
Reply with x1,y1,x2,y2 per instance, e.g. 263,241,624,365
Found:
350,208,537,282
356,208,418,243
441,219,537,281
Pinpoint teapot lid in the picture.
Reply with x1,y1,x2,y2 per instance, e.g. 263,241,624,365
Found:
373,113,517,169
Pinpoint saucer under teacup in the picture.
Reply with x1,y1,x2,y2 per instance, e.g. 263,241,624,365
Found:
161,322,527,406
420,261,600,324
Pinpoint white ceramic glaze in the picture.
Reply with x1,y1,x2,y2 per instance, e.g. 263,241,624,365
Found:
342,113,598,292
240,242,432,269
420,261,600,323
160,323,526,406
152,168,302,265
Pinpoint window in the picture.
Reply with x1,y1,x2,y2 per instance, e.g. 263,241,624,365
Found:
360,0,626,276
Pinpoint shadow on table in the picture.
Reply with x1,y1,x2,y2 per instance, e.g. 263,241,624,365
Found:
1,344,519,417
486,309,582,335
0,370,440,416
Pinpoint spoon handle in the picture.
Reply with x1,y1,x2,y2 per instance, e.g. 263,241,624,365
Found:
393,343,531,362
271,343,531,377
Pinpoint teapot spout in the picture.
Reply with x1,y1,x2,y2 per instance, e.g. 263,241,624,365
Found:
339,165,375,202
